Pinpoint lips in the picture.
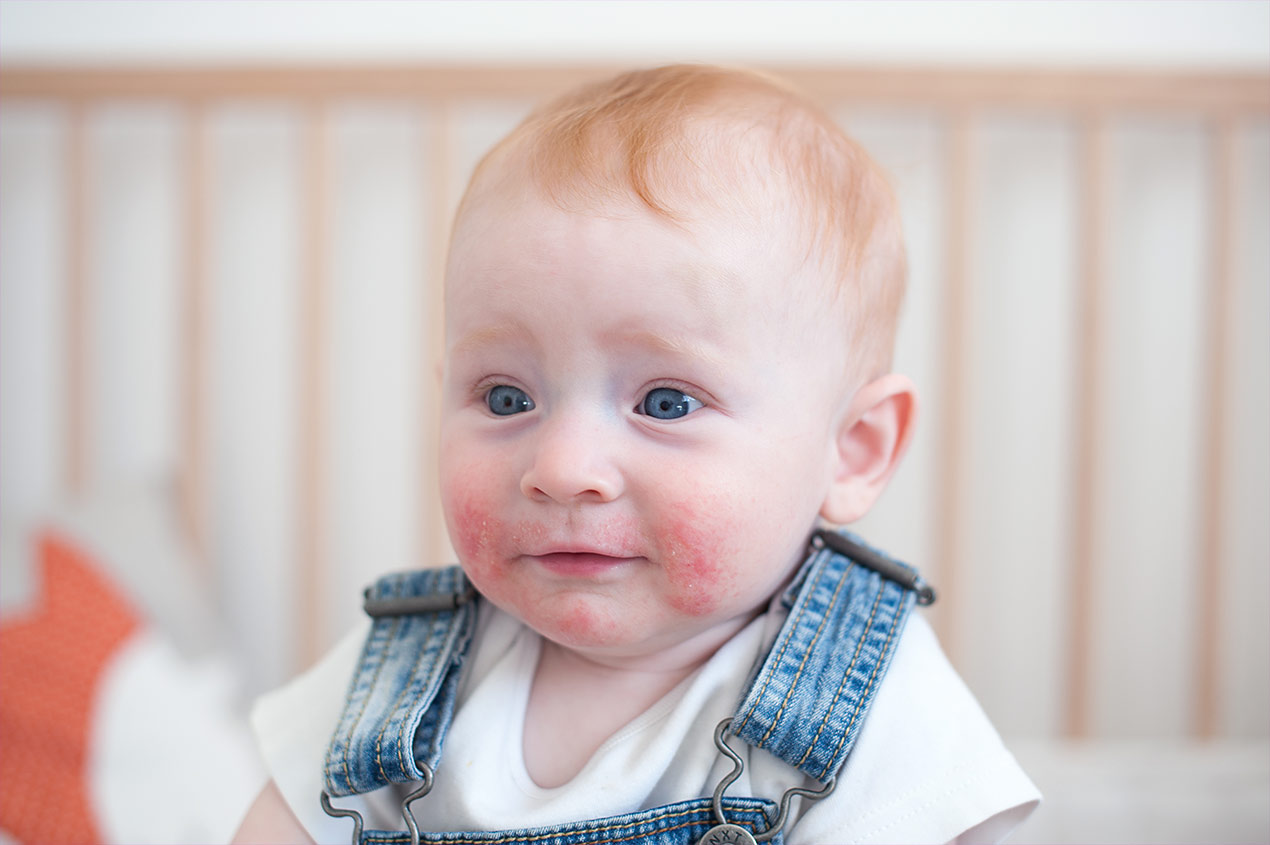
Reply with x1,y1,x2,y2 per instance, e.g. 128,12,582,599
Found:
528,551,641,577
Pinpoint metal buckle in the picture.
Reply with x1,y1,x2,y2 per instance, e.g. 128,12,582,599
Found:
320,791,364,844
319,763,434,845
811,530,937,606
400,765,435,845
700,719,837,845
363,586,476,618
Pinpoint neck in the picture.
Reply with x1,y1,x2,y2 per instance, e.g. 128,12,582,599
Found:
553,610,758,675
521,612,757,788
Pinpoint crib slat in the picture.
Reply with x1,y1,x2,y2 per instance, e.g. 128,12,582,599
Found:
1066,115,1109,740
1195,116,1239,739
180,104,210,569
65,103,88,496
423,101,455,568
297,104,331,668
932,109,973,662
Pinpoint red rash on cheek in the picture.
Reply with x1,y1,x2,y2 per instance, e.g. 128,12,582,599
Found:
444,481,504,579
660,497,740,617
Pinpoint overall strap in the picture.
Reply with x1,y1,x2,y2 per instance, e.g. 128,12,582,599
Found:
728,530,933,784
323,565,477,797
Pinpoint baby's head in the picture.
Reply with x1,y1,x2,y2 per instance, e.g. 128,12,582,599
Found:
439,65,916,661
457,64,907,388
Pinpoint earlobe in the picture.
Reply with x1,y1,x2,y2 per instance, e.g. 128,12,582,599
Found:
819,374,918,525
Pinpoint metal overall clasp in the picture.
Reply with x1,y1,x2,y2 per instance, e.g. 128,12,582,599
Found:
698,719,837,845
320,763,434,845
810,530,936,606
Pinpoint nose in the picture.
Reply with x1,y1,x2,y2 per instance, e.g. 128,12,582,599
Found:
520,415,624,504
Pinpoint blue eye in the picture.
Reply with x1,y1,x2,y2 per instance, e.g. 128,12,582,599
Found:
639,387,703,420
487,385,535,416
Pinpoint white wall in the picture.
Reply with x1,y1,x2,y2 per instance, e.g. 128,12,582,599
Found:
2,0,1268,68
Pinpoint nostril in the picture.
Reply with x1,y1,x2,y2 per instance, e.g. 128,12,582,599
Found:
523,481,552,502
520,458,621,505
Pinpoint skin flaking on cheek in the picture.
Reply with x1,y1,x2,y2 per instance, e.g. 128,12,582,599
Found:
656,495,744,617
442,478,504,575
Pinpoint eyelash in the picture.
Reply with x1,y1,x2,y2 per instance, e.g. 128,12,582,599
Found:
473,378,533,414
634,383,705,420
473,380,708,419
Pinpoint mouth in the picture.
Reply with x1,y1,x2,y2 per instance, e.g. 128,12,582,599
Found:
528,551,640,577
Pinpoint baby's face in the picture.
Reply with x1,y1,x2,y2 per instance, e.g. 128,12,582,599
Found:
439,183,852,663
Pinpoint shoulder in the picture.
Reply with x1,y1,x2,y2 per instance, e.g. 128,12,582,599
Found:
788,614,1040,844
248,620,371,842
247,601,533,840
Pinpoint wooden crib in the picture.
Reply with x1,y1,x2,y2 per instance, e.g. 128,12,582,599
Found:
2,64,1266,766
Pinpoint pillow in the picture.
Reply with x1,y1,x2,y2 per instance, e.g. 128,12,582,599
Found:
0,531,140,843
0,482,217,658
0,486,265,844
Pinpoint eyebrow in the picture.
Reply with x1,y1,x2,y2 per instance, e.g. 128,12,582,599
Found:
611,327,729,370
447,322,535,358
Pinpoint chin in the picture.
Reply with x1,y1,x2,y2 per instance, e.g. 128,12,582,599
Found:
531,611,626,651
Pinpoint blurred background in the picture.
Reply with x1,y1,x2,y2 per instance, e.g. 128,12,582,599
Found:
1,2,1267,842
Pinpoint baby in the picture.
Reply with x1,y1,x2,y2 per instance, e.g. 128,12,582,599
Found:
234,65,1038,844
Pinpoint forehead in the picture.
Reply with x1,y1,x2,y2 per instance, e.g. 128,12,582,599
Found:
446,204,717,359
443,180,852,398
446,174,825,321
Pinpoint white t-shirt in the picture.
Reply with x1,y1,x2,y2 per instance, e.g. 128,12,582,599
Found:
252,602,1038,844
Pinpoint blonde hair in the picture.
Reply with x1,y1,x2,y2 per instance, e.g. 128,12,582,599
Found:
455,64,907,381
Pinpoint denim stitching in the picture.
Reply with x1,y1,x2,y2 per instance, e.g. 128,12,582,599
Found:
340,614,401,792
734,549,827,734
817,586,905,781
793,577,884,771
376,803,770,844
397,611,451,774
376,610,446,781
373,613,431,783
758,559,851,746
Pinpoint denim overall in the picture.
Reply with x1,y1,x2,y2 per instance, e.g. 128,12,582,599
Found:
319,530,935,845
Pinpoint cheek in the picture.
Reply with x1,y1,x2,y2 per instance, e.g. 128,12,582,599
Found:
658,493,747,617
442,473,505,581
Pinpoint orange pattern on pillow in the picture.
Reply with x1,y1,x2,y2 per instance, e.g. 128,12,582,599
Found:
0,532,141,844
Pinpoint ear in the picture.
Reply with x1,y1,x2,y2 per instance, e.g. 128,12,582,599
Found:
819,373,918,525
